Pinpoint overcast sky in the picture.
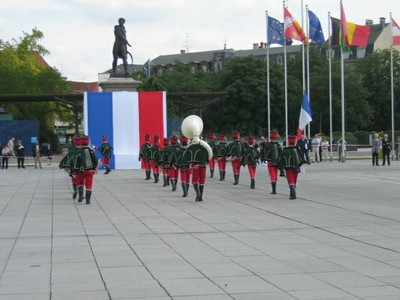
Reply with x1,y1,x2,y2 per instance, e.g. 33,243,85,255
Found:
0,0,396,82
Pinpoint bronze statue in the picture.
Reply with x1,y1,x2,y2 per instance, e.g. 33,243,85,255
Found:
112,18,132,75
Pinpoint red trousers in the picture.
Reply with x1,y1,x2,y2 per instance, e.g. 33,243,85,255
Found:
170,166,178,180
144,159,151,171
285,169,298,185
247,164,256,178
216,157,226,171
267,162,278,182
191,164,206,185
102,156,110,166
231,156,241,175
209,157,215,169
180,166,192,183
151,161,159,174
76,170,95,190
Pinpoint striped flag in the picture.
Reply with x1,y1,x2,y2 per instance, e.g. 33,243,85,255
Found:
297,92,312,139
284,8,307,44
392,17,400,46
84,91,167,169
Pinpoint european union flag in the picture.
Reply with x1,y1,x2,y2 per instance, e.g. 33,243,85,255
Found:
308,10,325,45
267,16,284,46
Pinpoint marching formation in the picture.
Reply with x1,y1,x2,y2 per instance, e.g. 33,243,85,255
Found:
58,117,305,204
140,129,306,202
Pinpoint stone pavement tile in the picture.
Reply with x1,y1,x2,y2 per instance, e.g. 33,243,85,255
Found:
287,288,358,300
95,254,143,268
146,263,203,279
377,275,400,288
50,290,110,300
100,266,154,282
51,246,95,263
232,291,297,300
342,286,400,298
260,273,333,291
211,275,280,294
52,236,90,248
106,279,171,299
280,258,346,273
194,262,253,277
157,277,226,297
311,271,387,288
294,243,352,259
51,265,102,283
91,244,136,256
0,282,49,294
230,255,301,275
0,293,49,300
340,244,400,261
51,281,105,292
172,295,232,300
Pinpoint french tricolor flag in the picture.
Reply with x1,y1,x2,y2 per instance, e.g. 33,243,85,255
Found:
297,91,312,139
84,91,167,169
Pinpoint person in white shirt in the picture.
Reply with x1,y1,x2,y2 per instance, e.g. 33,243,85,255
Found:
311,133,321,162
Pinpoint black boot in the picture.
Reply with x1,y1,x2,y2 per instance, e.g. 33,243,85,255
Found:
234,174,239,185
250,178,255,189
105,166,111,174
289,184,296,200
163,175,167,187
145,170,151,180
154,173,159,183
182,182,188,197
219,170,223,181
271,182,276,194
199,184,204,201
193,183,202,201
72,183,77,199
186,183,190,195
171,179,177,191
78,186,84,203
222,170,226,181
86,190,92,204
166,176,170,186
210,168,214,178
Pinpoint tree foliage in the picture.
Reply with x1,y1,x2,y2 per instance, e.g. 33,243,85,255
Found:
0,28,72,148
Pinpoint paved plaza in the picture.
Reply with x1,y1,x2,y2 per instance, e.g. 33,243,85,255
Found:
1,159,400,299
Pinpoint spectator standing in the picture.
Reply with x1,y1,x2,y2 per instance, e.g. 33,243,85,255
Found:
7,138,15,157
46,144,54,165
311,133,321,162
321,139,329,162
371,133,381,166
337,137,347,162
1,145,10,169
15,139,25,169
381,134,392,166
32,140,42,169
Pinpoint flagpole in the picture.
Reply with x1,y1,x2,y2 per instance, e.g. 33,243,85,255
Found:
340,0,346,163
266,11,271,138
328,11,333,162
283,0,288,144
306,5,310,139
390,13,395,161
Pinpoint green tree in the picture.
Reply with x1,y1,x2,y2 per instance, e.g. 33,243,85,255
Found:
355,48,400,131
0,28,71,150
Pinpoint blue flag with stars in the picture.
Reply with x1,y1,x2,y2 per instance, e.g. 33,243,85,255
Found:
308,10,325,45
267,16,284,46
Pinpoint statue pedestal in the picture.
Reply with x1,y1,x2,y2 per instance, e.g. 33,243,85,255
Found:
99,76,142,92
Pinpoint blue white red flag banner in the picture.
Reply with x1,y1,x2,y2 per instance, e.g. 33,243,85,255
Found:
297,91,312,139
392,17,400,46
84,91,167,169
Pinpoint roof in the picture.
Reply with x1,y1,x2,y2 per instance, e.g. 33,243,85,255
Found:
33,52,50,68
151,49,235,66
68,81,98,92
233,45,303,58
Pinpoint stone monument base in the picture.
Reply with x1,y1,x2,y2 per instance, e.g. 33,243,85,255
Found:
99,76,142,92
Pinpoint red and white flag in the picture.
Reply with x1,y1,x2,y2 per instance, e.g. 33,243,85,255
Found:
392,17,400,46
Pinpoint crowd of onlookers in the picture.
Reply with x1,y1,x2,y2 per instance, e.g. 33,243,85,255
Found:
0,137,54,169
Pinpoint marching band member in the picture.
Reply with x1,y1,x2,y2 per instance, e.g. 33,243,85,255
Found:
241,136,259,189
139,134,152,180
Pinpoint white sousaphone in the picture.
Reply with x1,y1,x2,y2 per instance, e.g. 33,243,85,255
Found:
181,115,213,160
